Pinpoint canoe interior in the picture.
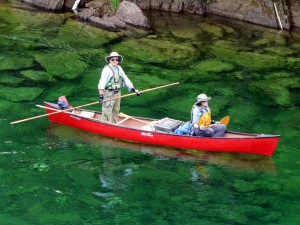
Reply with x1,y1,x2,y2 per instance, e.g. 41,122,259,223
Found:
46,103,276,139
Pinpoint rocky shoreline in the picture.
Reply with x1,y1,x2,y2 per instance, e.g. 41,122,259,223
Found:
18,0,300,32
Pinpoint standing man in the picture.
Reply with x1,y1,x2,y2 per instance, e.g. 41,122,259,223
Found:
191,93,226,137
98,52,140,123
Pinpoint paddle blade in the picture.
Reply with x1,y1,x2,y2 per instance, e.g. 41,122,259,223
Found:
220,116,230,126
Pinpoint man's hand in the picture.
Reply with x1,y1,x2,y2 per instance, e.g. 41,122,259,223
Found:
99,94,104,104
131,88,141,96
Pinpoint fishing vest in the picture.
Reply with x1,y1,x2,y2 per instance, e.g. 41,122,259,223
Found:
105,65,124,90
191,105,212,127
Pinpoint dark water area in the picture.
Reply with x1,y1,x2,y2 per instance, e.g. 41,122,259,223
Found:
1,0,300,224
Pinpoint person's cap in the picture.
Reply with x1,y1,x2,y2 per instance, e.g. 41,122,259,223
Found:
105,52,123,63
196,93,211,104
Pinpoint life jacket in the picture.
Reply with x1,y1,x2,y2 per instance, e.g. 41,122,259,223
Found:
105,65,124,90
198,111,211,127
191,105,212,127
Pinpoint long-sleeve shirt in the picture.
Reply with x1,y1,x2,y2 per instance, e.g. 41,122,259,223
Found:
98,64,133,91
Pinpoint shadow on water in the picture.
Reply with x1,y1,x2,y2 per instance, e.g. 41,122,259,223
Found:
46,123,276,173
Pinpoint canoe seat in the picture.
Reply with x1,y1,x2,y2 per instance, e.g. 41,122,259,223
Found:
141,121,157,132
80,111,95,118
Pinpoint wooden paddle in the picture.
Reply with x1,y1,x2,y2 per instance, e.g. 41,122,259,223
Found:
10,82,179,124
118,112,153,124
219,116,230,126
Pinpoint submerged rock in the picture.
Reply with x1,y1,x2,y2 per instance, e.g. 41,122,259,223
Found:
114,38,198,68
56,19,120,49
192,59,235,77
0,86,44,102
21,70,57,83
0,74,24,85
0,54,34,71
249,78,299,106
34,51,88,79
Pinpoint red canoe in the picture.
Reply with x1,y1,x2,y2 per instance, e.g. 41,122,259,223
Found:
44,102,280,156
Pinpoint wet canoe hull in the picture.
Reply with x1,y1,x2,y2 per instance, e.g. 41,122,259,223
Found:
44,103,280,156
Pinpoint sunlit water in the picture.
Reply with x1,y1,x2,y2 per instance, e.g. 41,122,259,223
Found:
0,0,300,224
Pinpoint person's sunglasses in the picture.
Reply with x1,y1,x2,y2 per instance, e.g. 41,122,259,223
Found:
110,58,118,62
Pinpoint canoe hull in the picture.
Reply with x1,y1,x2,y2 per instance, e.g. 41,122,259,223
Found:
45,103,280,156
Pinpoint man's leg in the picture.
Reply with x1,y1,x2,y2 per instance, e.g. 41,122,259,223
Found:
101,91,114,123
112,91,121,123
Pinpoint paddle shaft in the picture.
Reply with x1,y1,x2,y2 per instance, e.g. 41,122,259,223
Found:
35,105,153,125
119,112,153,124
11,82,179,124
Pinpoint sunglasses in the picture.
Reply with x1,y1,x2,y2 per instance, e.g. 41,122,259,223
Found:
110,58,118,62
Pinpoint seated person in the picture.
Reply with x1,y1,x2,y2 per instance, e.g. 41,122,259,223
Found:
191,93,226,137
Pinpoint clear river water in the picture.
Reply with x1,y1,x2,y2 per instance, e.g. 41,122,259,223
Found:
0,0,300,224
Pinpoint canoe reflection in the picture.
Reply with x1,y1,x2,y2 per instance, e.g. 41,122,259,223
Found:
46,123,276,173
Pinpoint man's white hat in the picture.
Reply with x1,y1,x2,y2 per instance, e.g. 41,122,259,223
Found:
105,52,123,63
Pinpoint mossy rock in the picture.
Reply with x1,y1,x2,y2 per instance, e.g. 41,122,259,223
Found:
114,38,198,68
291,42,300,51
0,54,34,71
169,23,201,39
81,68,100,91
251,38,270,47
192,59,235,76
44,83,77,102
77,48,105,66
0,74,24,85
200,22,223,39
263,71,291,80
261,31,287,46
286,57,300,70
249,78,299,106
217,24,236,34
21,70,56,83
0,86,44,102
56,19,120,49
227,102,261,128
34,51,88,79
264,46,294,56
0,7,66,29
211,40,287,70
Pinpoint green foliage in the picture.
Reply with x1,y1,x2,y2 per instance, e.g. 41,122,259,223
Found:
111,0,119,11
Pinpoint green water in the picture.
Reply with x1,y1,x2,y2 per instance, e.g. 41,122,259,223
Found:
1,0,300,224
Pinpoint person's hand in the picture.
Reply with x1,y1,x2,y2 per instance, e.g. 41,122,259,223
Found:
193,124,198,128
199,125,205,130
99,94,104,104
211,120,219,124
131,88,141,96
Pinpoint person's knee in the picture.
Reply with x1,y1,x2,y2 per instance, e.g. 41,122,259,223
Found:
203,128,214,137
219,124,227,131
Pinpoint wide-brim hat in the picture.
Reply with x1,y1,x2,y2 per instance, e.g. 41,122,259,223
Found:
105,52,123,63
196,93,211,104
